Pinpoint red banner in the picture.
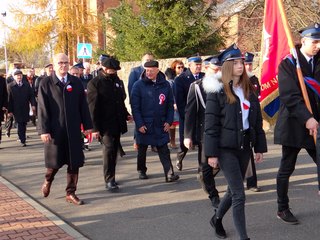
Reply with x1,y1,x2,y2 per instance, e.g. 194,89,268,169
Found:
260,0,290,123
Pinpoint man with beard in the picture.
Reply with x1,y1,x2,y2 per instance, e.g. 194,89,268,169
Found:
87,56,131,191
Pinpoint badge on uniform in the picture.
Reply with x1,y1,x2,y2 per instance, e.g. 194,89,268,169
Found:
243,100,250,110
115,83,119,87
159,93,166,105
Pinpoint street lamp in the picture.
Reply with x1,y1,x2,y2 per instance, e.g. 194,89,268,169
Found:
1,11,8,77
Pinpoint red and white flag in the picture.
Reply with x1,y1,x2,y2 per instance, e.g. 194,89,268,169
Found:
259,0,290,123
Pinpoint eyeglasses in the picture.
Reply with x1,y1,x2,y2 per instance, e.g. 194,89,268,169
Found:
57,61,69,66
176,66,184,69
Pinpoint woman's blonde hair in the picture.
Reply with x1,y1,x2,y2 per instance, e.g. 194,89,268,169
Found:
221,60,252,104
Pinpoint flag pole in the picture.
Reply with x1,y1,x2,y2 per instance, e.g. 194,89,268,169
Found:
277,0,316,142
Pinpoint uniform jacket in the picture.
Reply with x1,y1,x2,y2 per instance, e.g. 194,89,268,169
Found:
131,71,174,146
184,74,223,143
274,46,320,149
37,73,93,170
0,76,8,122
128,65,144,98
87,71,129,135
8,82,36,122
204,81,267,158
174,68,205,120
249,75,260,97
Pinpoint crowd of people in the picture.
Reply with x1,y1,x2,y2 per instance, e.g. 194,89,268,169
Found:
0,22,320,240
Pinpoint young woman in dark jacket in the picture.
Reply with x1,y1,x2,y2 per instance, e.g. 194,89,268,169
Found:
204,44,267,240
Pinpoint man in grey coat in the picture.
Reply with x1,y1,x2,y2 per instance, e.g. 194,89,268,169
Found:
37,53,93,205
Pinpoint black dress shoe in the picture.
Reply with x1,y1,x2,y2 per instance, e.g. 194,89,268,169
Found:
139,172,148,179
176,160,183,171
210,213,226,239
66,193,84,205
166,174,179,182
106,181,119,191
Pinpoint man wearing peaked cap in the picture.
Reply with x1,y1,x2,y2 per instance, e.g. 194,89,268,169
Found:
274,23,320,225
243,51,262,193
174,55,205,171
184,53,222,208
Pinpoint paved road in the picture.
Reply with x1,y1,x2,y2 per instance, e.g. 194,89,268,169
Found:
1,123,320,240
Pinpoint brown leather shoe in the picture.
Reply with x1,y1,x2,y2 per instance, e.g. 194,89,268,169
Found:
41,180,52,198
66,193,84,205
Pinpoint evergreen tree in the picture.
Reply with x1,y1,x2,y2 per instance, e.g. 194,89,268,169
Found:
107,0,223,61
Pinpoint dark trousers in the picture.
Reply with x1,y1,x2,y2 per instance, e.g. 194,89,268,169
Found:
17,122,27,143
277,146,316,211
199,142,220,199
216,136,251,240
45,167,79,195
137,144,174,176
246,151,258,189
177,117,188,161
102,132,120,184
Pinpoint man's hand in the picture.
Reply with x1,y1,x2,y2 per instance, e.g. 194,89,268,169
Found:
139,125,147,134
163,122,170,132
41,133,52,143
255,153,263,163
183,138,192,149
306,117,318,136
208,157,219,169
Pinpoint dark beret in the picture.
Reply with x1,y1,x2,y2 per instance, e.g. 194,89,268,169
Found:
99,54,110,62
101,57,121,70
144,60,159,68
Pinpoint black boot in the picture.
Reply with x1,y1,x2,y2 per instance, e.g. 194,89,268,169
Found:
210,213,226,239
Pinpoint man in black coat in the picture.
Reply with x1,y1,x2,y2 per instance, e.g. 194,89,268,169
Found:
174,56,205,171
244,52,261,192
184,56,222,208
38,53,93,205
0,75,8,144
274,23,320,224
7,70,36,146
87,57,131,191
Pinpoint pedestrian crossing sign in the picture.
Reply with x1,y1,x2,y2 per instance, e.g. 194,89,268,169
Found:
77,43,92,59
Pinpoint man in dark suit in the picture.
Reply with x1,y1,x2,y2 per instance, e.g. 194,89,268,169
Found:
244,52,261,192
274,23,320,224
38,53,93,205
174,56,205,171
87,57,131,191
7,70,36,147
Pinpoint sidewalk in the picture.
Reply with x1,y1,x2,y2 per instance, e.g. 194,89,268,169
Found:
0,176,88,240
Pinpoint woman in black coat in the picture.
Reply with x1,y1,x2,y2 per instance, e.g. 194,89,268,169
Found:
204,44,267,240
